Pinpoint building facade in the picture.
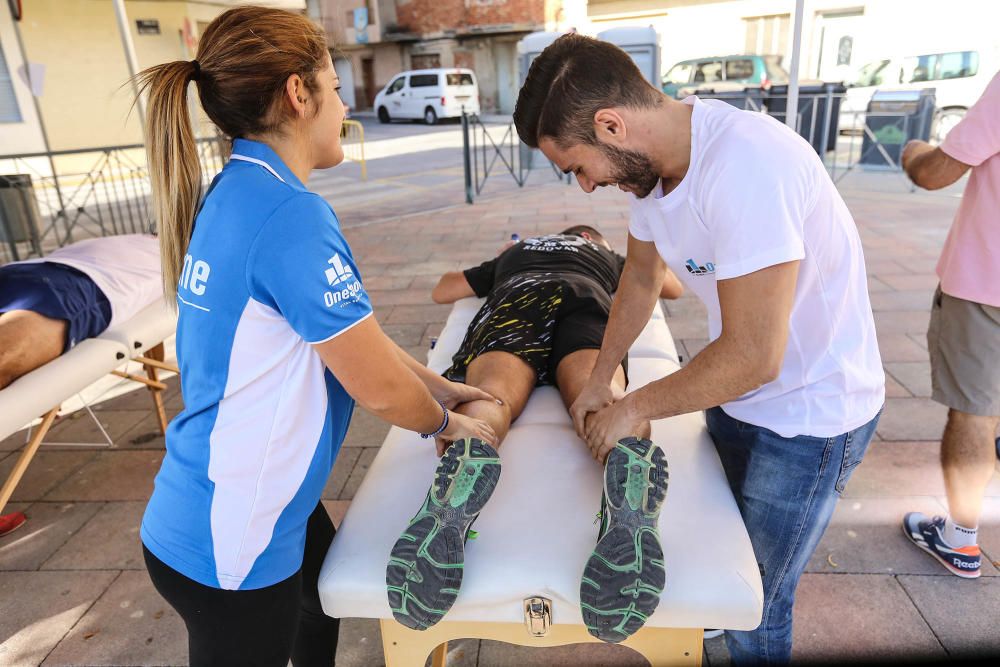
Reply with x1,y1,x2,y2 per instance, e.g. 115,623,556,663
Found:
584,0,999,88
3,0,995,154
315,0,570,114
1,0,304,155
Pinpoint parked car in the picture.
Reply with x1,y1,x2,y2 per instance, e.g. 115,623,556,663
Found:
662,55,789,99
374,68,480,125
839,50,993,142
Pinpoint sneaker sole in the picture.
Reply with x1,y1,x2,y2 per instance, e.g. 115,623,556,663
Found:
580,437,668,643
901,521,980,579
386,438,501,630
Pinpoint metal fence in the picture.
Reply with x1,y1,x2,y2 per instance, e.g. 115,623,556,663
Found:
0,135,229,264
693,87,934,188
340,119,367,180
461,111,568,204
458,89,935,203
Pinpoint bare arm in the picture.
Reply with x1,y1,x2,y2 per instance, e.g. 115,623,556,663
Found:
569,234,666,435
583,260,799,460
594,235,667,384
314,316,495,443
432,271,475,304
902,140,970,191
389,336,498,408
659,266,684,300
628,260,798,420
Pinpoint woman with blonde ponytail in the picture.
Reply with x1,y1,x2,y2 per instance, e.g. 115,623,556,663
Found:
136,7,496,665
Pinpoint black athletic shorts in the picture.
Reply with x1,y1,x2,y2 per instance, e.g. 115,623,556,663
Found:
444,272,627,387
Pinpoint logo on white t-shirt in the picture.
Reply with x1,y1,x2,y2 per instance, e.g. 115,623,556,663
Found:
684,258,716,275
325,254,354,286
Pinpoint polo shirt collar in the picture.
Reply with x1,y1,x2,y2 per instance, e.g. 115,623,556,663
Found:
229,138,306,191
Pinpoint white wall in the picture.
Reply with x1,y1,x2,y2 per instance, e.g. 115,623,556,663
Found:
0,9,46,155
580,0,1000,82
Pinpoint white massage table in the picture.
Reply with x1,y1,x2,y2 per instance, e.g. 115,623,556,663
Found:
0,300,178,515
319,298,763,666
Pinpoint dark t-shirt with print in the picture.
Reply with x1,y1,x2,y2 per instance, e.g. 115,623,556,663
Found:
463,234,626,299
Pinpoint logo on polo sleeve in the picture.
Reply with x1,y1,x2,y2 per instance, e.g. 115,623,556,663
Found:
325,254,354,286
323,253,364,308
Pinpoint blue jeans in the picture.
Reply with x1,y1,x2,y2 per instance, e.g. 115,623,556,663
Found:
705,406,882,666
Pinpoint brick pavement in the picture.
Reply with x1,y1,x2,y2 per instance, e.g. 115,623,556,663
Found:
1,178,998,665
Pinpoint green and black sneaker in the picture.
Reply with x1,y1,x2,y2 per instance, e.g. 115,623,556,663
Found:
580,437,668,643
386,438,501,630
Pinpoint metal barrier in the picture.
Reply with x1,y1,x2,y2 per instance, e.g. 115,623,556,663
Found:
0,136,228,263
461,111,567,204
340,119,367,181
695,88,930,188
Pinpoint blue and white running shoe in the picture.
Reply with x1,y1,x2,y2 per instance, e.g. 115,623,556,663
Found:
902,512,981,579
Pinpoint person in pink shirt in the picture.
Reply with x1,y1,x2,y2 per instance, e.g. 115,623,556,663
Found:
900,70,1000,579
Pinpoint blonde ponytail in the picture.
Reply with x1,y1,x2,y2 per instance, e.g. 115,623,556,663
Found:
136,60,202,302
131,7,329,301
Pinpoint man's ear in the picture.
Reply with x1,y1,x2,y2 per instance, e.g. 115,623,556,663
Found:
594,108,627,145
580,232,593,241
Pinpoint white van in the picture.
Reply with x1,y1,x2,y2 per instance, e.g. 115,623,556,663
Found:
374,69,480,125
840,49,995,142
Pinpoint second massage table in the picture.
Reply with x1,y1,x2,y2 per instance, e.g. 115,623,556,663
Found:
0,300,178,516
318,298,763,666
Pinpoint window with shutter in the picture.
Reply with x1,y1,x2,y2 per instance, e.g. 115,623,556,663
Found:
0,39,23,123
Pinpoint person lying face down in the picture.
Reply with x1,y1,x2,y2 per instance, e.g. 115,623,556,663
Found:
0,234,162,390
430,224,683,452
384,225,683,641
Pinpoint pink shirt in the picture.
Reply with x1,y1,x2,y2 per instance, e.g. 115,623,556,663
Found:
937,70,1000,308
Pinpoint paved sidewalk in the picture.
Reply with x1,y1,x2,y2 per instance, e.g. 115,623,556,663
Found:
1,178,998,666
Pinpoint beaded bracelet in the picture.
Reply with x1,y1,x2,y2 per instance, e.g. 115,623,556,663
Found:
419,401,449,439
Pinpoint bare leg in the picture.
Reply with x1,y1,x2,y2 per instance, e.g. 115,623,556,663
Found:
453,350,536,447
555,349,651,459
941,409,1000,528
0,310,68,389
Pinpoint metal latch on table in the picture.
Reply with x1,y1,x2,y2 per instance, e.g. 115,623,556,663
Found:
523,596,552,637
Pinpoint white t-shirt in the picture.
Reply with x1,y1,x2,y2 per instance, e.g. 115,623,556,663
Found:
16,234,162,325
630,97,884,438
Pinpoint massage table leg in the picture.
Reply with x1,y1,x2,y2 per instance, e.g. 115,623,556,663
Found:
430,642,448,667
379,618,703,666
142,343,169,435
0,407,59,514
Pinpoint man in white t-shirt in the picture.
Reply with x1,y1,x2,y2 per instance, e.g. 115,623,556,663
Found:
514,35,884,663
0,234,162,390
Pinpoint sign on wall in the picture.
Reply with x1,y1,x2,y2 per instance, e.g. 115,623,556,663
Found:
136,19,161,35
354,8,368,45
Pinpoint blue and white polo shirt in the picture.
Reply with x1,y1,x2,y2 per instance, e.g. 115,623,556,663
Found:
141,139,372,590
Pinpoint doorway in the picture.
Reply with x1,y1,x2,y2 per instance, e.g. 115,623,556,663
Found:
362,57,376,108
816,11,866,82
495,42,515,114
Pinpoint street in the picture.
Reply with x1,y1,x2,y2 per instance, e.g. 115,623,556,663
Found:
309,114,568,227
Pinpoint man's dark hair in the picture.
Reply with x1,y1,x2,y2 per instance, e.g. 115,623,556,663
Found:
560,225,604,241
513,33,662,149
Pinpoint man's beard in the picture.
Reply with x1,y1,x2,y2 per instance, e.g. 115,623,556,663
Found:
598,142,660,198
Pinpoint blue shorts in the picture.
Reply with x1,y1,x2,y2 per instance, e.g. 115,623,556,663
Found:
0,262,112,352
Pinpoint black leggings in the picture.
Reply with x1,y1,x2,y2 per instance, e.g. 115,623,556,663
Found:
144,503,339,667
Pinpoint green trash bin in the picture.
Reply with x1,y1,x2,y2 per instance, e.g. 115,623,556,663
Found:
860,89,935,169
0,174,43,260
